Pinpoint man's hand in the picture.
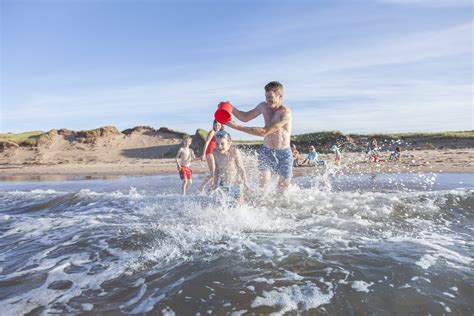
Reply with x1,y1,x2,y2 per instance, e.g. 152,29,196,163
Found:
226,120,239,129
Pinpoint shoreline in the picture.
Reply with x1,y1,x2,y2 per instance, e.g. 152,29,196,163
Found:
0,170,472,183
1,149,472,182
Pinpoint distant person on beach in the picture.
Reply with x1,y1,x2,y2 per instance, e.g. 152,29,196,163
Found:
389,147,401,161
331,144,342,166
301,145,325,166
225,81,293,192
212,130,249,204
199,120,224,192
176,135,198,196
367,138,379,162
291,144,300,167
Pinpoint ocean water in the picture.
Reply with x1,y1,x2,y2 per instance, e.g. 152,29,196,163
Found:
0,172,473,315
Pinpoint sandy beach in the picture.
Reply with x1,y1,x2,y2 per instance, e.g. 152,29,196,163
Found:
1,127,473,181
1,149,473,181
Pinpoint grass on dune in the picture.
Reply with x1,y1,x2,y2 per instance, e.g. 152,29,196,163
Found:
0,131,45,145
291,131,343,143
195,128,209,141
233,140,263,145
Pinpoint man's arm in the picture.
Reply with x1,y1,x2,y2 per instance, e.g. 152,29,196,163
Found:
232,104,262,122
227,109,291,137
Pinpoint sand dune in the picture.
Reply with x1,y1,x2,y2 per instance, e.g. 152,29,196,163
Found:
0,126,193,166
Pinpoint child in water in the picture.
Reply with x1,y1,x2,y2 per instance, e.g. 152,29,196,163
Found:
175,135,198,196
331,144,342,166
212,130,249,203
199,120,224,192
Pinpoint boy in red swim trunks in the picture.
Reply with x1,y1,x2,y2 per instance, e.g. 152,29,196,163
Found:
176,135,198,196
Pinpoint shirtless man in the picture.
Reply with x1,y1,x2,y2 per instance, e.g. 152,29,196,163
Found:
212,130,249,203
175,135,197,195
226,81,293,191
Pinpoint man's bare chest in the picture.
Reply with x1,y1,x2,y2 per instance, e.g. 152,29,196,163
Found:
263,110,284,125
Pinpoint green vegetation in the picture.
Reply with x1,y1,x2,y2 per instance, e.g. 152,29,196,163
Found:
236,131,474,143
78,127,102,134
0,131,45,146
77,126,118,136
291,131,343,143
195,128,208,141
233,140,263,145
194,129,262,145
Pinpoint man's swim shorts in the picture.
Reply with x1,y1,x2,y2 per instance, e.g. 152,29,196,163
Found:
257,146,293,180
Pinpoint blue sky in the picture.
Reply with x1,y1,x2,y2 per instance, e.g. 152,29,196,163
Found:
1,0,472,139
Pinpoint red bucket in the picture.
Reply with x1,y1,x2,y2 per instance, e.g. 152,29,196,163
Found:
214,101,233,124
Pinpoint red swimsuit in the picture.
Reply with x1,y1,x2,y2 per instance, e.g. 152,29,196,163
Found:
205,136,216,155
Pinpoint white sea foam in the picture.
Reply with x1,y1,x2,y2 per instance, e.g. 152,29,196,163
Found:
31,189,60,194
81,304,93,311
254,277,276,284
351,280,374,293
416,254,438,270
251,283,333,315
282,270,304,281
1,251,129,314
161,307,176,316
439,301,452,313
76,187,147,199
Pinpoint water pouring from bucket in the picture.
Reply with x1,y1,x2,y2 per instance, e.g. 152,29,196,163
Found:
214,101,233,124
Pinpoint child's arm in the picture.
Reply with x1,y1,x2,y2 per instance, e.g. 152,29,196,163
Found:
191,149,199,161
175,148,183,170
234,148,248,188
212,161,220,189
201,130,215,160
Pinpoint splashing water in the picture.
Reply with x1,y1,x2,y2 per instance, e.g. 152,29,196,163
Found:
0,172,473,315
